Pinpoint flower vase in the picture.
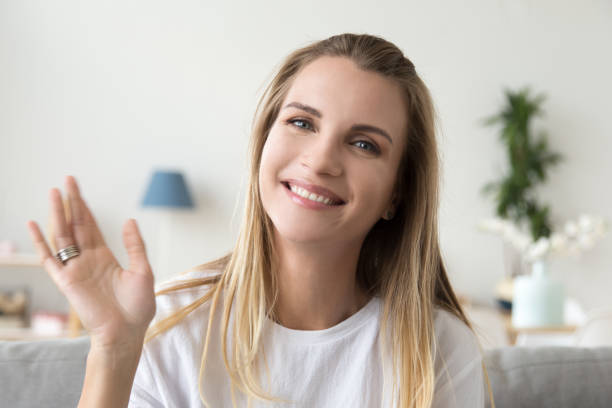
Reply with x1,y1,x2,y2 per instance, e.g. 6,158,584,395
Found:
511,259,565,328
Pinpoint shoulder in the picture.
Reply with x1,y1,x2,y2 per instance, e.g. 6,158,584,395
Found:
434,308,482,381
143,267,223,350
433,307,479,351
432,307,484,406
433,307,481,366
140,267,223,370
152,267,222,322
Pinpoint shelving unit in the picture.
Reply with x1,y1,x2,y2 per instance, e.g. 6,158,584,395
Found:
0,253,41,267
0,327,84,341
0,253,83,340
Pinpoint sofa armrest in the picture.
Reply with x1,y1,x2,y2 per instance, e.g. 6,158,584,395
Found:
484,346,612,408
0,336,90,408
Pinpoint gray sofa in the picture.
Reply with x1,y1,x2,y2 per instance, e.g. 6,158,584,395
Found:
1,337,611,407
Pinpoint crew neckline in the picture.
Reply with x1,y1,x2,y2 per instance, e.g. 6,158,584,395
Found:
266,295,381,345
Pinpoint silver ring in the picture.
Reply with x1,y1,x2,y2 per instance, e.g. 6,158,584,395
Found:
56,245,80,264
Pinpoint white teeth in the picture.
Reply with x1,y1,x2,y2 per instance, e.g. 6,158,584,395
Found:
288,183,335,205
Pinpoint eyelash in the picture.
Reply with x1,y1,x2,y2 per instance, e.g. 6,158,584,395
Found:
285,118,381,155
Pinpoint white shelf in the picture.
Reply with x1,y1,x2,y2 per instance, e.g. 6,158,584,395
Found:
0,327,81,341
0,253,41,267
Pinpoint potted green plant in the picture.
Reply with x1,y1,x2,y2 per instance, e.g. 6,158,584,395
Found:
480,86,564,325
478,87,608,327
481,87,563,245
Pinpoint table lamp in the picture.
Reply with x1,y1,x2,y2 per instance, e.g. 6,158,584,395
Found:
141,170,195,281
142,171,194,209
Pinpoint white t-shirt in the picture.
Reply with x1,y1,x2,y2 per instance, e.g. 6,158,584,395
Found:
129,270,484,407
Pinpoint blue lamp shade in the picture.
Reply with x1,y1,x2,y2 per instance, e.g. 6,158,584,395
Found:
141,170,195,209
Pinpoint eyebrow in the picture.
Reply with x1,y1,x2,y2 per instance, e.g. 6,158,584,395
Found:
283,101,393,145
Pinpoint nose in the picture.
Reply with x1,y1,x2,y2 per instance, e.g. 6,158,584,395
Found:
300,131,343,177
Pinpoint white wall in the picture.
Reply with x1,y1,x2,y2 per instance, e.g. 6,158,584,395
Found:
1,0,611,313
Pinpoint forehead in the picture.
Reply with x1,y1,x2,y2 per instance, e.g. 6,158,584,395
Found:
283,56,408,141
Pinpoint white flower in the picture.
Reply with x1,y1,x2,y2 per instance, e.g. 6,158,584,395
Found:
506,228,531,252
550,232,568,253
578,214,594,233
478,214,608,262
564,221,578,237
525,237,551,261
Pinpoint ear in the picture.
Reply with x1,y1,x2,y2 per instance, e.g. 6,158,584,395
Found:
381,193,399,221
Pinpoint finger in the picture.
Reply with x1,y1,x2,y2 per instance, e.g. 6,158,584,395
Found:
50,188,77,253
80,197,107,246
123,219,152,277
26,220,62,279
65,175,105,248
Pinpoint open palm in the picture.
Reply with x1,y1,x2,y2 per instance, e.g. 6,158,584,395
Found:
26,176,156,348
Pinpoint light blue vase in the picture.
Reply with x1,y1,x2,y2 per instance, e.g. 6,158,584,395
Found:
512,260,565,328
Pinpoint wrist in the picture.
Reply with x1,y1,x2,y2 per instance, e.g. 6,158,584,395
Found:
87,341,143,377
89,333,145,359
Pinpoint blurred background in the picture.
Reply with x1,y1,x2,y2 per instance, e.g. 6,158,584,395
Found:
1,0,611,343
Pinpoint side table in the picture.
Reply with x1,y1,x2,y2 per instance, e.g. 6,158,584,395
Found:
498,309,577,345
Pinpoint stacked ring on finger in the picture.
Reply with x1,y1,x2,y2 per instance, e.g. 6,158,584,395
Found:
56,245,80,264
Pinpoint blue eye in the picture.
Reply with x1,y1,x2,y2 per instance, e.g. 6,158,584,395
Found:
353,140,380,154
288,118,313,130
287,119,313,130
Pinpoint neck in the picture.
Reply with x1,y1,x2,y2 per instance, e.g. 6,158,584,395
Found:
271,233,371,330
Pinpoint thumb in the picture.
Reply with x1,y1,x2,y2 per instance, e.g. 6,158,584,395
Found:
123,218,151,275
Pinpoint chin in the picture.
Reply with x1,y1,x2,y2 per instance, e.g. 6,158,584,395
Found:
270,218,335,245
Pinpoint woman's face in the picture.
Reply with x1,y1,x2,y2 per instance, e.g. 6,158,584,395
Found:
258,56,407,247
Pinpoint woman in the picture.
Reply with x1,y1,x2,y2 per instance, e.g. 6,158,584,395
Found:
27,33,493,407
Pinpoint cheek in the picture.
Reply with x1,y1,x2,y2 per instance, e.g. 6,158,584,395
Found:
258,131,292,200
259,130,300,177
259,134,280,184
353,164,396,206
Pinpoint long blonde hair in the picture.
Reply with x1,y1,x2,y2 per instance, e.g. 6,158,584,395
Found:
146,33,494,408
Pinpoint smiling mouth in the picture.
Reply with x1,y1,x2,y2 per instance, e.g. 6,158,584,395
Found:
281,182,345,206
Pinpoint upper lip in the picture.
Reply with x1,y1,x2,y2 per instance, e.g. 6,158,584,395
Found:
282,178,346,204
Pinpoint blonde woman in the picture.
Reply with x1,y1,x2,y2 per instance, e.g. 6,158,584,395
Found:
27,33,493,407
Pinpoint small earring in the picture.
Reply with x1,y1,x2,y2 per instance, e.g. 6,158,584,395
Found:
385,210,394,220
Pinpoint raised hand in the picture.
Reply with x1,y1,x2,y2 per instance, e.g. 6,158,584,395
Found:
26,176,156,349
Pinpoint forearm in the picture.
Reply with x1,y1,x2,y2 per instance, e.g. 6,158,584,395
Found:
77,338,144,408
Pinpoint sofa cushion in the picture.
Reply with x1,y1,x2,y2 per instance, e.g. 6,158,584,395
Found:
2,338,612,407
484,346,612,408
0,336,90,408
